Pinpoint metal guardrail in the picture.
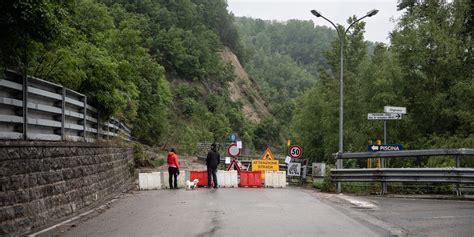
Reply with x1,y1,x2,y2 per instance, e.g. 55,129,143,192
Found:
0,70,131,142
335,148,474,159
331,168,474,183
332,148,474,195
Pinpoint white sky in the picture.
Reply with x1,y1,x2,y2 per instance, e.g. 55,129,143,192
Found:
227,0,404,43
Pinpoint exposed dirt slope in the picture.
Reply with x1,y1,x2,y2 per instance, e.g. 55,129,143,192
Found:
220,47,271,122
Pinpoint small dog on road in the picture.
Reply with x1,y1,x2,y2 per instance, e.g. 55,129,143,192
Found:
186,179,199,190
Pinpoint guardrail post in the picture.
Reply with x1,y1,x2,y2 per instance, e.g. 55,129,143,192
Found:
97,111,100,140
61,87,65,141
22,75,28,140
456,155,461,196
83,96,87,141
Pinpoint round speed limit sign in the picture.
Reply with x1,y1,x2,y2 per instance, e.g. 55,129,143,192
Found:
288,145,303,159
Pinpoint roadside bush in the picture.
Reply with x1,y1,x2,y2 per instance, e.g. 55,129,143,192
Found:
151,158,165,168
133,142,144,163
318,164,335,192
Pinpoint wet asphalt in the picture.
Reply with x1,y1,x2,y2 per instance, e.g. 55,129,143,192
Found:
45,188,381,237
36,188,474,237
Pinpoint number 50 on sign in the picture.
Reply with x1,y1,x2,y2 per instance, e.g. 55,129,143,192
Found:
288,145,303,159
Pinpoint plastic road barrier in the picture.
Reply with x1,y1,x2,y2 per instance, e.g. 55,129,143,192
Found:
264,171,287,188
189,170,208,187
138,172,161,190
239,171,262,188
162,170,186,189
216,170,238,188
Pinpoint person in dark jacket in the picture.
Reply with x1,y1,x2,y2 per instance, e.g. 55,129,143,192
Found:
206,143,220,188
167,148,180,189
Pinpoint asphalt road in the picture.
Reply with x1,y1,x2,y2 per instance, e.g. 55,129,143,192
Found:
360,196,474,237
33,188,474,237
37,188,383,237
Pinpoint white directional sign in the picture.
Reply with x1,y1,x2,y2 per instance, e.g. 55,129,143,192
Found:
368,113,402,120
384,106,407,114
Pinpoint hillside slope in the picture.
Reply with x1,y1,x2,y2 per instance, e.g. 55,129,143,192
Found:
220,47,271,122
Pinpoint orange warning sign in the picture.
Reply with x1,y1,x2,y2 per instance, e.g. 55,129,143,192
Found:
260,148,274,160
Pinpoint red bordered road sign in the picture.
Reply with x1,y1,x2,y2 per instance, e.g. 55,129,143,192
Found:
288,145,303,159
227,143,240,157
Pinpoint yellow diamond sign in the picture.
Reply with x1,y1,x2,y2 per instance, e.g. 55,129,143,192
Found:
260,148,274,160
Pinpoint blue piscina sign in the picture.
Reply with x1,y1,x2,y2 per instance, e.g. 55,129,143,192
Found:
368,144,403,152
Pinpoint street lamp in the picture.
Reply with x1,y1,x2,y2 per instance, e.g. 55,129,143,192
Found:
310,9,378,193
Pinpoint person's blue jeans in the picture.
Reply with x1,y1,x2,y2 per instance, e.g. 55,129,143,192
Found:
207,167,218,188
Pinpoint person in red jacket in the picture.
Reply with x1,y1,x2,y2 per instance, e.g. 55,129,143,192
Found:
167,148,180,189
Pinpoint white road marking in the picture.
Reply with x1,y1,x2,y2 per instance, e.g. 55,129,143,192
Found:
337,194,377,208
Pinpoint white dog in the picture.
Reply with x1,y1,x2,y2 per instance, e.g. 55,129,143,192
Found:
186,179,199,190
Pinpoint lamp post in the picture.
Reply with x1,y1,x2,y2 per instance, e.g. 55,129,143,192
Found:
311,9,378,193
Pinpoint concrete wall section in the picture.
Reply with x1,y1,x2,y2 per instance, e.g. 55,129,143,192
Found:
0,141,133,236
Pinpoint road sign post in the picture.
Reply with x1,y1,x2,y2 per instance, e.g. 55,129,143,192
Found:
368,106,406,195
227,143,241,173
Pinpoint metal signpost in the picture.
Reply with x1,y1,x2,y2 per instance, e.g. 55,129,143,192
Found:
368,106,406,194
383,106,407,144
227,143,241,173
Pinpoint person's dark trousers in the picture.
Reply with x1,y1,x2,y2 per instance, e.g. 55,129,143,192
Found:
168,167,178,189
207,167,218,188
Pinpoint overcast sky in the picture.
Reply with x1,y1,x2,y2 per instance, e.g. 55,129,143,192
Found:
227,0,404,43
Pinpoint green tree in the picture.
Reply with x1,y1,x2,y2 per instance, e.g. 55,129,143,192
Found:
0,0,72,71
391,0,473,148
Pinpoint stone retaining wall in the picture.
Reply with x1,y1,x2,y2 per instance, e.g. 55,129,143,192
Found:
0,141,133,236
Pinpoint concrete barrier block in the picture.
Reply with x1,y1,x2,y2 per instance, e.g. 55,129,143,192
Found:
264,171,286,188
217,170,238,188
139,173,148,190
162,171,186,189
150,172,161,189
138,172,161,190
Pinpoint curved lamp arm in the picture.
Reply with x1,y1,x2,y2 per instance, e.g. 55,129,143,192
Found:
345,9,379,34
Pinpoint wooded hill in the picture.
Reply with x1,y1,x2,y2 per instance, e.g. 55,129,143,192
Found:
1,0,472,167
0,0,268,153
237,0,473,168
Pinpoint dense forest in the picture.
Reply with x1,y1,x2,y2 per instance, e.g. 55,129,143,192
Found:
1,0,472,167
237,0,473,167
0,0,255,152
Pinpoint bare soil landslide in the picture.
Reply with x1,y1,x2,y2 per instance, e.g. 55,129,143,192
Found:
220,47,271,122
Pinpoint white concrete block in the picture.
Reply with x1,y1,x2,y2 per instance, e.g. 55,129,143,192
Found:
162,171,186,189
138,172,162,190
139,173,148,190
150,172,162,189
217,170,238,188
264,171,286,188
